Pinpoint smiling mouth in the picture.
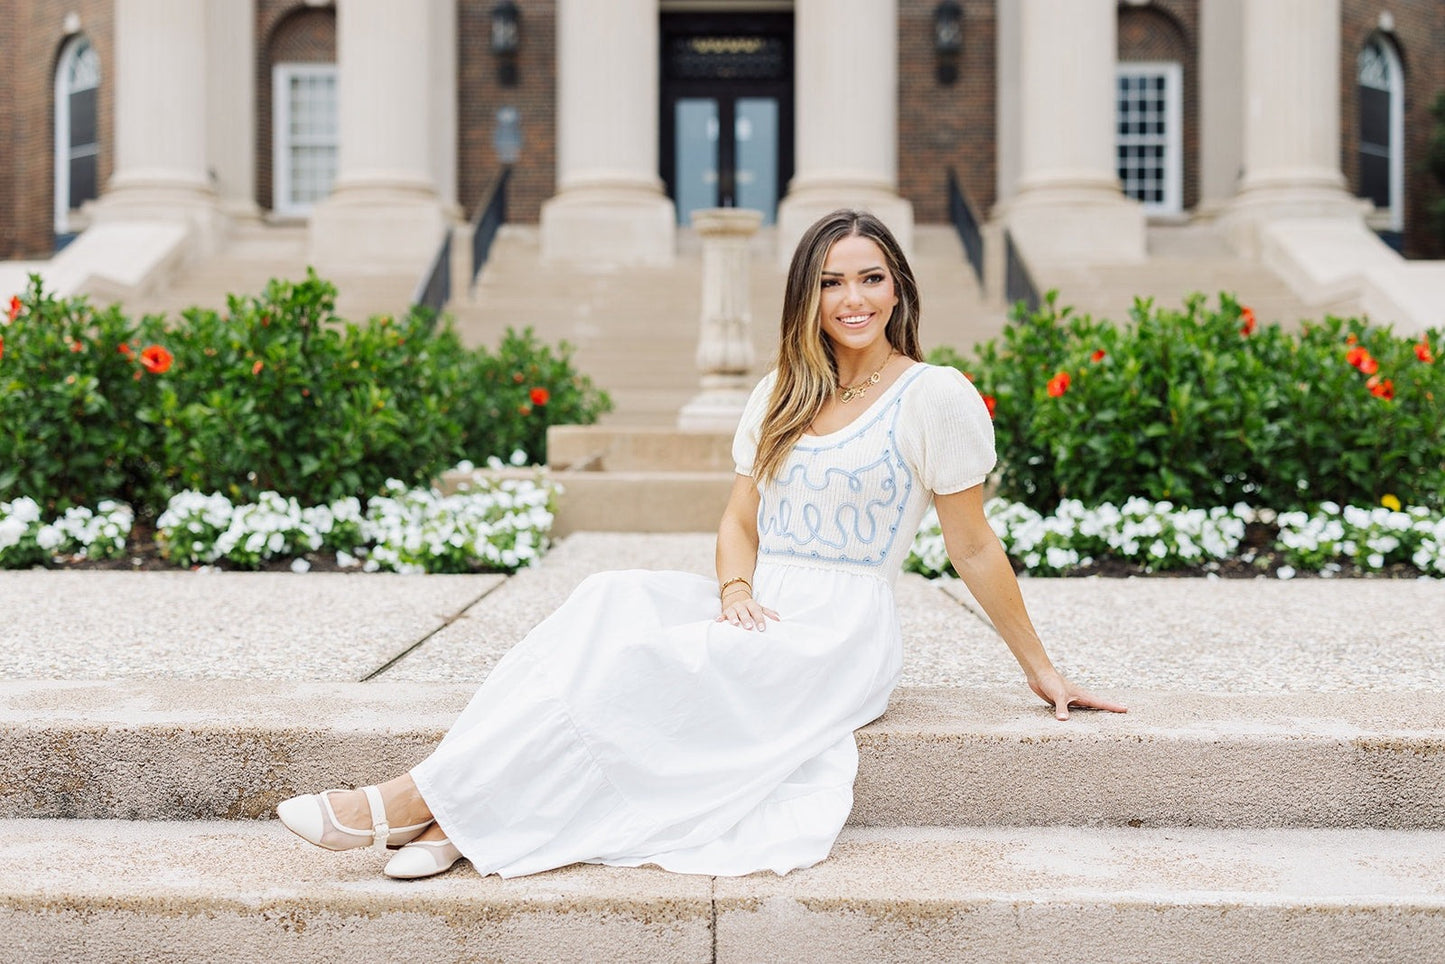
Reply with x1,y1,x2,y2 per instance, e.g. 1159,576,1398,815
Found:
837,313,872,327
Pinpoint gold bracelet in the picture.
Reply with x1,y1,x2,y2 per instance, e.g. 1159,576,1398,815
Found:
719,576,752,600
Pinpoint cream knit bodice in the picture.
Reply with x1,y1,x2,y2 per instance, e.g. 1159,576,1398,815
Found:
732,363,997,584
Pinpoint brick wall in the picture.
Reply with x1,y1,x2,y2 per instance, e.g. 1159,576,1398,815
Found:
3,1,114,260
255,2,336,215
1117,0,1199,212
458,0,556,223
1341,0,1445,258
897,0,995,223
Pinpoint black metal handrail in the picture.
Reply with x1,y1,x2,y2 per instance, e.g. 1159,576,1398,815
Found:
1004,229,1041,314
471,165,511,286
946,167,984,285
412,229,452,315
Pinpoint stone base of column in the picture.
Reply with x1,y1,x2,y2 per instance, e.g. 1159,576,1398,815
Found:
540,184,676,266
678,375,755,431
309,182,451,273
1003,180,1146,265
89,175,227,254
776,185,914,268
1221,175,1369,258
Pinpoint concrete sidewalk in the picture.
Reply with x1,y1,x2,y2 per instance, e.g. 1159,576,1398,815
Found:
2,532,1442,963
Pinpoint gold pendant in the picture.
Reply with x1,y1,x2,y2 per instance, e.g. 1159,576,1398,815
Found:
838,370,881,403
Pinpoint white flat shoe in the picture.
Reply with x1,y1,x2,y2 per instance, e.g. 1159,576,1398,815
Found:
276,786,432,852
384,837,464,879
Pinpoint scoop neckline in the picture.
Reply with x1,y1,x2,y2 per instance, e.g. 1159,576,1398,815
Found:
798,361,928,444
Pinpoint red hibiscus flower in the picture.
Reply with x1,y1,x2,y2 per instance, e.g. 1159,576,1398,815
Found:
118,342,133,357
6,296,20,322
1416,340,1435,364
1046,371,1071,398
1346,346,1379,374
1239,306,1256,336
1091,349,1106,363
139,344,173,374
982,394,997,418
0,334,5,360
529,386,551,406
70,341,83,353
1366,375,1395,401
252,360,264,375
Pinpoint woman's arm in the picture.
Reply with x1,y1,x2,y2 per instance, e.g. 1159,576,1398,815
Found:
934,485,1126,720
714,473,780,632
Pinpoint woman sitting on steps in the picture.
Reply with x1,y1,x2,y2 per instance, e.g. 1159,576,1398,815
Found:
277,208,1126,880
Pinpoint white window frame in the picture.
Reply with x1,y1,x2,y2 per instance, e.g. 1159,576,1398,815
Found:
1115,61,1183,216
1357,37,1404,233
54,35,101,235
272,62,339,217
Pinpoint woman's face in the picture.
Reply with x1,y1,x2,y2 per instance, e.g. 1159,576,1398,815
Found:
817,235,898,358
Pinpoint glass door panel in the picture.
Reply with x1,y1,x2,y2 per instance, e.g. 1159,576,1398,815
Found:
734,97,778,224
675,98,720,224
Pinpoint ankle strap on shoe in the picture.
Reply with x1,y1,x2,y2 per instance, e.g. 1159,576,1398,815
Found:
362,785,390,852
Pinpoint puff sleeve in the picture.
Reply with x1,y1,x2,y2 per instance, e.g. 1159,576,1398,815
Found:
731,370,777,477
895,365,997,495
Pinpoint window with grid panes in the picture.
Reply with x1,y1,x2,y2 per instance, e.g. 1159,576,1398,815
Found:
273,64,338,214
1115,62,1181,214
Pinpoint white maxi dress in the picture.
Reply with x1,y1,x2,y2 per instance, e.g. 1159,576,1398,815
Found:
411,362,996,878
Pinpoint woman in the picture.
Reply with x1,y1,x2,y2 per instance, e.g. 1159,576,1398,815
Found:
277,209,1125,880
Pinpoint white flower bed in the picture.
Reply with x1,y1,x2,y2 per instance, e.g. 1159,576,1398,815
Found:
0,458,560,574
906,497,1445,579
0,497,134,566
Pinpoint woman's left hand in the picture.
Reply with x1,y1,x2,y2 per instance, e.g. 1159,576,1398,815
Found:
1027,668,1127,721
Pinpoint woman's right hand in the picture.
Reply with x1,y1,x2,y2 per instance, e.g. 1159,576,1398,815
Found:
716,594,780,632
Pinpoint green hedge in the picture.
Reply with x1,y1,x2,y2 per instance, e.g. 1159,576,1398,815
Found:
931,292,1443,513
0,272,611,514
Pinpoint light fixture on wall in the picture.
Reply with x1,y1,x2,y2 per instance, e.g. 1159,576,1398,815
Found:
491,1,521,87
933,0,963,86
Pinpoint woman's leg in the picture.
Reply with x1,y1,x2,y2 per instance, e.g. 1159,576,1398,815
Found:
321,773,432,831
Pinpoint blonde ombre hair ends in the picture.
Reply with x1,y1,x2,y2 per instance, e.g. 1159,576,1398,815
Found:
752,210,923,484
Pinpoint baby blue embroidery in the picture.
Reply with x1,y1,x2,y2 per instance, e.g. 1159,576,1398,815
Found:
756,366,930,568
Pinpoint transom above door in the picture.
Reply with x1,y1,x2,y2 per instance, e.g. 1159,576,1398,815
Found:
661,13,794,227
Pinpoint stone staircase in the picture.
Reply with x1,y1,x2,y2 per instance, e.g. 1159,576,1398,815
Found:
1037,223,1363,327
118,222,419,325
1,534,1442,961
449,223,998,428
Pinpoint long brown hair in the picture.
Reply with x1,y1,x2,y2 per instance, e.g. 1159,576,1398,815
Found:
752,209,923,483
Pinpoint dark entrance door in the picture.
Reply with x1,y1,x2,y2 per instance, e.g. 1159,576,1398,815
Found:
661,13,793,226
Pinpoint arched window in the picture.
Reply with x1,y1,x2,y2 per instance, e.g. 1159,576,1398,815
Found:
1357,35,1404,237
54,34,101,239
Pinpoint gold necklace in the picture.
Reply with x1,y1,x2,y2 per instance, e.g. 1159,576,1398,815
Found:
837,351,897,403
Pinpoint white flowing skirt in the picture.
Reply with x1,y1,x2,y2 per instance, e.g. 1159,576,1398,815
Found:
410,561,903,878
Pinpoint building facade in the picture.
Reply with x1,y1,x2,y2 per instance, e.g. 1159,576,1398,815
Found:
3,1,1443,320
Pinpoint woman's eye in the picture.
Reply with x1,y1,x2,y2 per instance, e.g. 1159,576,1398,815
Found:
865,273,886,284
820,279,838,288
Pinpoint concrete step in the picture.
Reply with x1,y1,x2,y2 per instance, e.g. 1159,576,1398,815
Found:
3,680,1440,829
549,470,734,535
2,819,1440,963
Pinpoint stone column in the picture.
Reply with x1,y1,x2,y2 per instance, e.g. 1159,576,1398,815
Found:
93,0,219,236
678,209,762,431
540,0,675,265
776,0,912,264
1003,0,1144,263
206,0,260,224
309,0,454,271
1196,0,1244,218
1224,0,1360,247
